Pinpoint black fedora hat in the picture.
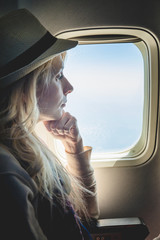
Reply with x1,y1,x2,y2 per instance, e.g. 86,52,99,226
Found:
0,9,77,88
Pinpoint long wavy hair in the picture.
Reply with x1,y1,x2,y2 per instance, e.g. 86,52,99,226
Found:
0,53,90,219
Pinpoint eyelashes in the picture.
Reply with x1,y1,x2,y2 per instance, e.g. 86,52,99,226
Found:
55,71,64,81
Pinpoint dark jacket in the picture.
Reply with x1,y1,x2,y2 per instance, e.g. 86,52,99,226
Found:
0,146,92,240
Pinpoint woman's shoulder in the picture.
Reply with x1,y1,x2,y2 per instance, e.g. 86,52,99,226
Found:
0,145,25,173
0,145,37,191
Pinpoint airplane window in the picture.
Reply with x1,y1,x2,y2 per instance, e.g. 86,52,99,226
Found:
35,25,159,166
35,42,145,161
62,43,144,154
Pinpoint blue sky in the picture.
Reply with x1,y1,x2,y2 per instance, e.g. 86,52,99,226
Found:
63,43,144,153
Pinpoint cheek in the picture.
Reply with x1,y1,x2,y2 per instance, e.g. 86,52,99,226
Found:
37,85,61,110
47,86,62,106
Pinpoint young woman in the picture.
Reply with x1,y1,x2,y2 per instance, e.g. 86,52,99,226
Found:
0,9,99,240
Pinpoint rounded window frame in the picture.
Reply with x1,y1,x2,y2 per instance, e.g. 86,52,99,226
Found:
55,28,159,167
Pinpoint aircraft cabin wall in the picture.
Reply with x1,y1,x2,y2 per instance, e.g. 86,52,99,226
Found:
1,1,160,239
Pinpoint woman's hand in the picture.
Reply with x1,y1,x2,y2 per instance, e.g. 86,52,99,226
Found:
43,112,84,154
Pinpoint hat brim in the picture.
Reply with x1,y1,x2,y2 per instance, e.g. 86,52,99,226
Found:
0,38,77,88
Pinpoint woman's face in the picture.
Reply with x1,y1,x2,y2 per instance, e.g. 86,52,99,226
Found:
37,55,73,121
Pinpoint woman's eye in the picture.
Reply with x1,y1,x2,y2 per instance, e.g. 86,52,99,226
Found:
56,72,63,81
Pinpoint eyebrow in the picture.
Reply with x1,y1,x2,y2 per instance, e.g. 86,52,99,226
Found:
55,64,64,75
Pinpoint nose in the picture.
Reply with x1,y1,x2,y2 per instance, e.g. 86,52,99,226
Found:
63,77,74,96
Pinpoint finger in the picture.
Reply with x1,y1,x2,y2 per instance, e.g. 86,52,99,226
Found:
50,128,60,135
63,117,78,137
50,112,71,132
55,128,64,135
43,120,60,133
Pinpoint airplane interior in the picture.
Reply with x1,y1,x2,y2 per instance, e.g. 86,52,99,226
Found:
0,0,160,239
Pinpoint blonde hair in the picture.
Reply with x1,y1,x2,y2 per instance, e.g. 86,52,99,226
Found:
0,53,89,219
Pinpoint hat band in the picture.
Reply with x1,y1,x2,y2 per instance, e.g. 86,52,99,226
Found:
0,32,57,78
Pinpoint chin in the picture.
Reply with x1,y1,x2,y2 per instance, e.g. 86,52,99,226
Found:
39,106,64,121
52,109,64,120
39,111,63,122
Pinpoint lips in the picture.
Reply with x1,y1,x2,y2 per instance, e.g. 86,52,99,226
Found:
61,103,66,108
61,100,67,108
60,98,67,108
